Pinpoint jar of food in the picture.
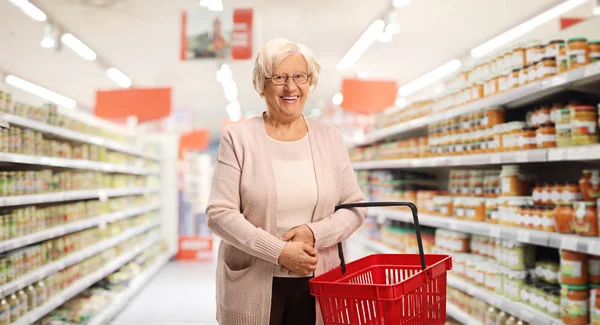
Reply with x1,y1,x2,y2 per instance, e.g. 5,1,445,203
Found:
503,122,527,151
530,61,540,82
509,69,520,89
500,165,528,196
556,107,572,147
486,198,499,223
533,184,543,205
547,40,565,60
590,41,600,63
505,270,528,301
505,316,518,325
518,127,538,150
496,311,510,324
0,297,8,325
590,256,600,285
579,170,600,201
561,183,583,204
547,288,562,319
592,286,600,325
561,285,589,325
554,203,574,234
571,105,599,146
485,306,499,325
519,65,530,86
526,41,541,66
559,44,569,74
465,198,486,222
536,123,557,148
572,201,598,236
8,294,18,323
531,207,543,230
541,206,557,232
567,38,590,70
561,250,589,286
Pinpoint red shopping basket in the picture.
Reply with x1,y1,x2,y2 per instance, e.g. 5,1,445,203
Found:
309,202,452,325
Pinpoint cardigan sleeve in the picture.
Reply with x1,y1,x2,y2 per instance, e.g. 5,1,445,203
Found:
306,129,367,250
206,129,286,265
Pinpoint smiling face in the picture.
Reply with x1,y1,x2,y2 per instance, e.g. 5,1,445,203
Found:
263,53,311,124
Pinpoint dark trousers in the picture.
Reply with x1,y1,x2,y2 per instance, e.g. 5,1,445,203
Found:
270,277,316,325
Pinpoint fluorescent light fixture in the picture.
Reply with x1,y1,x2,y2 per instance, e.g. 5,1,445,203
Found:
200,0,223,11
61,33,97,61
395,97,407,108
223,82,238,102
357,71,369,79
9,0,47,22
40,37,55,48
393,0,411,8
216,64,232,84
398,59,461,97
471,0,587,58
332,92,344,106
336,19,385,70
385,22,401,35
5,74,76,108
226,101,242,122
378,31,393,43
594,0,600,15
106,68,132,88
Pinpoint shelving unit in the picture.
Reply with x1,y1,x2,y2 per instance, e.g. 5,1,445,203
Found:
447,303,483,325
0,203,159,253
355,62,600,147
1,113,161,161
0,152,158,175
86,251,175,325
0,221,160,297
353,235,561,325
0,187,158,207
370,207,600,255
12,238,168,325
352,144,600,169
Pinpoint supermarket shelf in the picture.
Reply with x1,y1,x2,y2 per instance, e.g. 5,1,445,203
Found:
371,207,600,255
14,238,161,325
0,203,160,253
352,235,559,325
355,62,600,146
446,303,482,325
87,250,175,325
0,152,158,175
352,144,600,170
1,113,161,161
0,221,160,297
0,187,159,207
447,276,560,325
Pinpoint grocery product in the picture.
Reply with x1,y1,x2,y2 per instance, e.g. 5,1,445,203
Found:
571,105,599,145
567,37,590,70
561,285,590,325
561,250,589,286
580,170,600,201
572,201,598,236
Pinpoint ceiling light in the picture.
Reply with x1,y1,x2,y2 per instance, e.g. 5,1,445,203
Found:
393,0,411,8
332,92,344,106
378,31,393,43
106,68,132,88
223,82,238,102
471,0,587,58
61,33,97,61
594,0,600,15
5,74,76,108
226,101,242,122
40,38,55,48
200,0,223,11
9,0,47,22
385,22,401,35
398,59,461,97
395,97,407,108
336,19,385,70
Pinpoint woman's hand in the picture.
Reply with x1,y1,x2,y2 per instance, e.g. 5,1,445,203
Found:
278,242,318,276
281,224,315,246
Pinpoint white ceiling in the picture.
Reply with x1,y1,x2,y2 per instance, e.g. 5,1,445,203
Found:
0,0,583,139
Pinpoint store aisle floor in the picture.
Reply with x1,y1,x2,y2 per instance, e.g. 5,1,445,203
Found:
111,260,219,325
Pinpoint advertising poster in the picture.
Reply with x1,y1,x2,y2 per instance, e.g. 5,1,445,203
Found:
181,8,253,60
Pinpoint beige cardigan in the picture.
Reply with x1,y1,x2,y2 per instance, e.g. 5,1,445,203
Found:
206,116,367,325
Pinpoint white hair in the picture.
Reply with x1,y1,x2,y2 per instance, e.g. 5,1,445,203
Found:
252,38,321,96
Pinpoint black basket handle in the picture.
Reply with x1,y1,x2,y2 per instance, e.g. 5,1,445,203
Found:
334,202,427,275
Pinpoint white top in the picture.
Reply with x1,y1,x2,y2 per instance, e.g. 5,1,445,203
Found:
268,134,317,278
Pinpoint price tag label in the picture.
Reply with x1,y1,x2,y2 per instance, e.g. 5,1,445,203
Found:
490,228,501,238
98,220,108,231
587,241,597,254
517,230,531,243
488,297,502,308
561,237,579,251
98,190,108,202
491,155,502,164
449,222,458,230
519,310,533,322
584,62,600,78
552,75,568,87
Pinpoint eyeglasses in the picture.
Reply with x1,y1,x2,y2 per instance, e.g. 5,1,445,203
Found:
266,73,310,85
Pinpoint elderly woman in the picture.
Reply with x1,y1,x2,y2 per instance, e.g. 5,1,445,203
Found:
206,38,367,325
